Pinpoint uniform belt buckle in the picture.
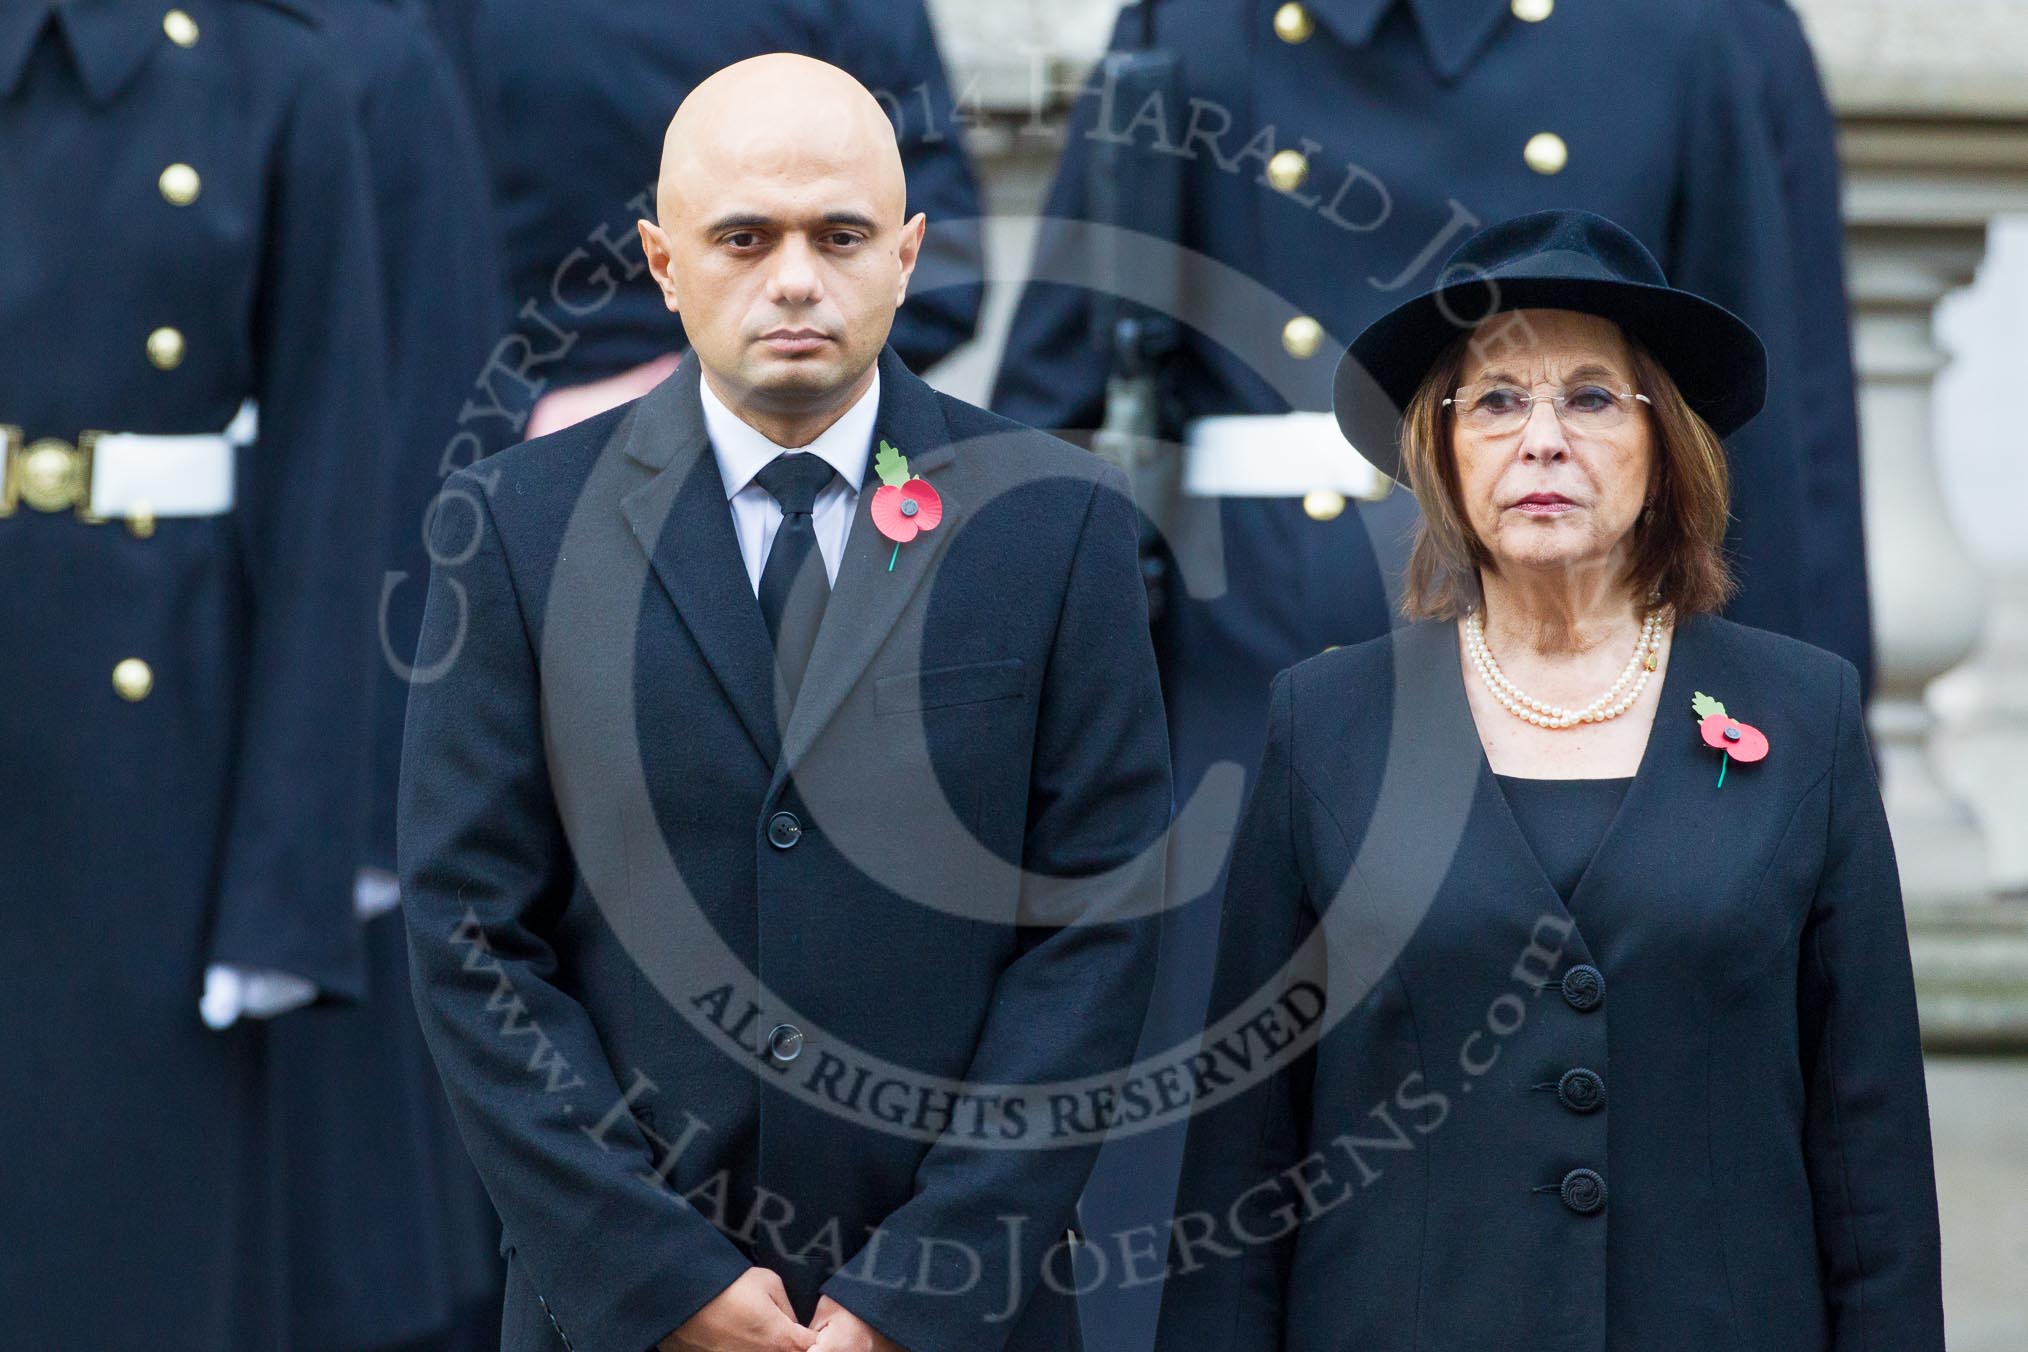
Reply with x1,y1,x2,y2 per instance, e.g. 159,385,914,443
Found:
0,427,107,521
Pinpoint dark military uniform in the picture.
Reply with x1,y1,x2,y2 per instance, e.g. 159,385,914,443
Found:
0,0,384,1346
468,0,986,445
990,2,1865,1346
265,3,506,1350
1728,0,1872,698
415,0,484,114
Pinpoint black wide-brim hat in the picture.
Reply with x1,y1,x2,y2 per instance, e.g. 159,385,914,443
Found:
1333,209,1768,484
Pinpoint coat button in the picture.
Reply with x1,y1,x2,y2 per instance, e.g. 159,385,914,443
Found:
1557,1068,1606,1114
1560,1167,1607,1215
1281,315,1324,359
159,163,201,206
112,658,154,702
146,326,186,370
766,811,802,849
162,8,199,46
767,1023,804,1063
1511,0,1554,21
1524,132,1569,175
1273,2,1314,44
1560,964,1604,1011
1302,489,1345,521
1266,148,1310,193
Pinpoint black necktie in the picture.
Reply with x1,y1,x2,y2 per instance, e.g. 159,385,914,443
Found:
753,452,839,706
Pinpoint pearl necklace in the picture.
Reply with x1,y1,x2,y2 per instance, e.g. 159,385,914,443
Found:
1465,609,1664,729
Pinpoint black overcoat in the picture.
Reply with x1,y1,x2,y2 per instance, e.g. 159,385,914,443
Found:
1154,615,1942,1351
400,347,1173,1352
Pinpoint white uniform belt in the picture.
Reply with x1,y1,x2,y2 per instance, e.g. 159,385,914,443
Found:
0,400,254,520
1182,412,1391,502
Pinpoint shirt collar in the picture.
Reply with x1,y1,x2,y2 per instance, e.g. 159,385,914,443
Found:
700,368,881,503
1306,0,1512,82
1,0,164,105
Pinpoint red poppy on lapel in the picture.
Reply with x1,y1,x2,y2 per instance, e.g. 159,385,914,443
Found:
869,439,943,568
1692,691,1768,786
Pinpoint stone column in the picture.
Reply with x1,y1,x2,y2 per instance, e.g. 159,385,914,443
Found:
1795,0,2028,1056
1845,226,1990,902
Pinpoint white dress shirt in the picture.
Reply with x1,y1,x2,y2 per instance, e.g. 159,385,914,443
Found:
700,369,880,595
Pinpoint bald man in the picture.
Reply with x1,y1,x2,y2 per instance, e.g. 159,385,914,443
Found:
401,55,1170,1352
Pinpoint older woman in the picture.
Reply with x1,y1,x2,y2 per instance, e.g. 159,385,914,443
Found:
1152,211,1942,1351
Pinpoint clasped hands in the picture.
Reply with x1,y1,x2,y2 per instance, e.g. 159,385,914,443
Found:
660,1267,904,1352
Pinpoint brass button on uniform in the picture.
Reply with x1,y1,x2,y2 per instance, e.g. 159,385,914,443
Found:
1273,2,1315,43
1281,314,1324,359
1266,148,1310,193
1524,132,1569,175
158,163,201,206
1303,489,1346,522
163,8,199,47
112,658,154,702
1511,0,1554,21
17,439,86,513
146,326,186,370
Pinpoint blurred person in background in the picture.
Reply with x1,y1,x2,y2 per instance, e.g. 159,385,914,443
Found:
271,2,509,1350
0,0,384,1344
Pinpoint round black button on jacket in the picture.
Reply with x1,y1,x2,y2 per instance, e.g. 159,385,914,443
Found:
1560,964,1604,1011
767,1023,804,1062
766,811,802,850
1561,1168,1607,1215
1558,1068,1606,1113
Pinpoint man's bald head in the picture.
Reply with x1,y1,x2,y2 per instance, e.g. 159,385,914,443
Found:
656,54,906,228
638,53,925,444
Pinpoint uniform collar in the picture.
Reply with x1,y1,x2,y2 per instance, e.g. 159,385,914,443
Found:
0,1,54,99
62,0,167,104
699,366,881,501
0,0,164,105
1306,0,1513,82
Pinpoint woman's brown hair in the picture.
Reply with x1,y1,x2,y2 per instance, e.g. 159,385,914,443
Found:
1394,330,1737,620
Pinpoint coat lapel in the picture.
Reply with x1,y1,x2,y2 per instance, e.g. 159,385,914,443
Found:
1561,611,1726,923
1407,611,1713,950
1397,618,1584,938
1307,0,1512,82
1447,611,1712,919
770,348,962,796
617,360,783,767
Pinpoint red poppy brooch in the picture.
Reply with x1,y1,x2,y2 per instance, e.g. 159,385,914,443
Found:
1691,691,1769,787
869,438,943,571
